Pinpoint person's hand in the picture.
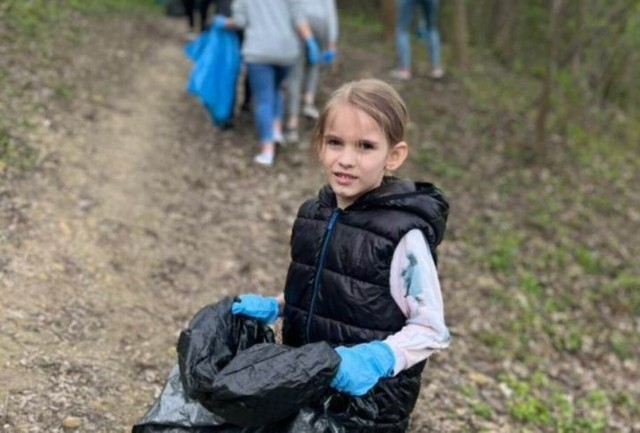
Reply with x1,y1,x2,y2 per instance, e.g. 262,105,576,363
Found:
322,49,337,64
330,341,395,396
231,294,279,324
304,37,320,65
213,15,229,30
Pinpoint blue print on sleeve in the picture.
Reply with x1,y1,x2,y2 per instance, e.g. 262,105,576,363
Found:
402,253,423,299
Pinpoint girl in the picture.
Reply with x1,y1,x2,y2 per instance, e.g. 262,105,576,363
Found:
232,79,450,432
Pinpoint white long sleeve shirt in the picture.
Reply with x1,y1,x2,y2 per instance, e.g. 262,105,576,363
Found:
383,229,451,375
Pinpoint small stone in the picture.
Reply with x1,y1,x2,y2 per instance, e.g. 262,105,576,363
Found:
62,416,82,429
260,211,274,222
469,371,491,385
498,382,513,398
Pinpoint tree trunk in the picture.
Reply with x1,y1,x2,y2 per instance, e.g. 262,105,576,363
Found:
535,0,564,157
452,0,469,69
381,0,396,39
493,0,519,65
469,0,493,48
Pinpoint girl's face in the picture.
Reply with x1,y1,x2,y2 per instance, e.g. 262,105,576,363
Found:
319,103,407,209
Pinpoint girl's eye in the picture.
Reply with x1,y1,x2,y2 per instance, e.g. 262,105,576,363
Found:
360,141,375,150
326,138,342,146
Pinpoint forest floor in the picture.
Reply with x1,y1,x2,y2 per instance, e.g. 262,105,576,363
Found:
1,8,639,433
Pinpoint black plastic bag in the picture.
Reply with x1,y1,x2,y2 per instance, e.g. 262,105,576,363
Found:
286,394,378,433
200,341,340,426
132,364,238,433
177,297,340,426
132,297,377,432
177,297,276,401
132,366,377,433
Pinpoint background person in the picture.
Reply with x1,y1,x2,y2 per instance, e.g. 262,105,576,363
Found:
214,0,320,166
181,0,213,40
391,0,444,80
283,0,339,145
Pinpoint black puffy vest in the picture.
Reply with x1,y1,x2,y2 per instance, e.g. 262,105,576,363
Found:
283,178,449,432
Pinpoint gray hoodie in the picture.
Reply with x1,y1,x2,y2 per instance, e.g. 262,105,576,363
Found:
232,0,307,66
301,0,338,45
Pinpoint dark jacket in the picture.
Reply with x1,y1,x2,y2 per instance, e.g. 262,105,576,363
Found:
282,178,449,432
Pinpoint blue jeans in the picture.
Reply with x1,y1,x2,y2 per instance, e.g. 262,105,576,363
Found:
395,0,441,70
247,63,289,142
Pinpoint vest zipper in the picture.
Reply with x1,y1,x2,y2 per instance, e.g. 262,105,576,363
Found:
306,208,341,343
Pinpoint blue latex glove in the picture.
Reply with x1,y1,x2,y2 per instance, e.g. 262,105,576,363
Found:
304,37,320,65
322,49,337,64
213,15,228,30
330,341,395,396
231,294,279,324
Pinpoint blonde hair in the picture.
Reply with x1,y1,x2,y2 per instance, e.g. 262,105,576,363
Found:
312,78,409,153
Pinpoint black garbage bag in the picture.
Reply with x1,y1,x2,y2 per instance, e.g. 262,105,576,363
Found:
177,297,340,426
132,364,238,433
200,341,340,426
132,297,378,432
177,297,276,400
131,365,377,433
286,393,378,433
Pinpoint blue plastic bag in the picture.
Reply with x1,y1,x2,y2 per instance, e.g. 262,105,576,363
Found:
185,29,241,126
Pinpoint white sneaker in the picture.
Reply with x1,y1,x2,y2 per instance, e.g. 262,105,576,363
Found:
254,151,275,166
390,69,412,80
430,67,444,80
302,104,319,120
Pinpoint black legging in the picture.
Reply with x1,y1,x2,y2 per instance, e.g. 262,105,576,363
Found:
182,0,213,31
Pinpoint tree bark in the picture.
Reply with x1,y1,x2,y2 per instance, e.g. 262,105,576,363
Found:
452,0,469,69
535,0,564,157
381,0,396,39
493,0,519,65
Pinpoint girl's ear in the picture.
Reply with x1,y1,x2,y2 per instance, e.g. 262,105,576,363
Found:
386,141,408,171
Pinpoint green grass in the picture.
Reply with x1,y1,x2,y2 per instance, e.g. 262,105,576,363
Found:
338,6,385,35
0,0,160,175
487,231,522,274
591,272,640,316
0,123,38,173
472,402,493,420
415,149,467,180
498,372,617,431
3,0,158,18
1,0,160,61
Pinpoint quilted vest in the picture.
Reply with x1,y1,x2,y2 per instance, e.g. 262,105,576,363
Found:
283,178,448,432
